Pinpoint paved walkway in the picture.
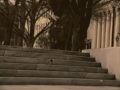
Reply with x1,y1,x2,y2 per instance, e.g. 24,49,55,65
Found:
0,85,120,90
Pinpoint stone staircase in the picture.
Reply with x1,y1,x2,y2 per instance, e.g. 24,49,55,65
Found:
0,45,120,87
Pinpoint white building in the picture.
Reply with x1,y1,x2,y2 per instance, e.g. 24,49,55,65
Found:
87,0,120,49
84,0,120,80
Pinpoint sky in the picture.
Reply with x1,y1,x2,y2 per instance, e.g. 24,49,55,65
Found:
2,0,56,23
9,0,15,4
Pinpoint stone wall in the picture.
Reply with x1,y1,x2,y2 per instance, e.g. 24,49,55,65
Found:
83,47,120,80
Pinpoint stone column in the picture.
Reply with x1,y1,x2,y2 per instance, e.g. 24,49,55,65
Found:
109,9,113,47
92,17,98,49
105,11,111,48
101,12,106,48
97,16,102,48
114,7,120,47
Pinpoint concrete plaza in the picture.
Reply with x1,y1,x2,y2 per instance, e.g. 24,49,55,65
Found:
0,85,120,90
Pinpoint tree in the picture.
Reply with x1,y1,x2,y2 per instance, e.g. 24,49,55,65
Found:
48,0,101,51
0,3,5,44
49,14,73,50
0,0,21,45
13,0,54,47
0,0,54,47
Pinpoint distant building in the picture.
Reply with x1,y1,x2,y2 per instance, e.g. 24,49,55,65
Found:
24,10,54,48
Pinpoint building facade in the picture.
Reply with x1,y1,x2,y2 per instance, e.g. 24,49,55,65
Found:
87,0,120,49
84,0,120,80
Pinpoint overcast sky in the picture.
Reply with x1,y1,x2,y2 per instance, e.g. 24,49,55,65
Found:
9,0,15,4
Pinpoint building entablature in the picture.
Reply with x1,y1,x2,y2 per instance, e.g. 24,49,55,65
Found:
93,0,120,17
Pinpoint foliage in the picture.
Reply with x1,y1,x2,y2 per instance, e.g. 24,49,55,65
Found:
49,13,73,50
48,0,120,50
0,0,54,47
48,0,102,51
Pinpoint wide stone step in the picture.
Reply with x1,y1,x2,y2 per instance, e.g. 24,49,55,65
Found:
36,64,107,73
37,60,100,67
43,50,90,56
0,56,39,64
0,69,114,80
54,61,100,66
67,56,95,62
0,46,90,56
0,63,106,73
3,50,90,58
23,48,89,56
0,77,120,86
0,59,101,68
0,57,98,66
0,56,95,64
0,46,23,51
0,50,4,56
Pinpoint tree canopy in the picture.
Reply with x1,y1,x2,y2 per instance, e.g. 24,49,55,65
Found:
48,0,101,50
0,0,54,47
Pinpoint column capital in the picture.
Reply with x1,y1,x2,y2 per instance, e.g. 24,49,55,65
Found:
92,16,98,21
105,11,111,21
101,12,107,17
97,13,102,18
115,7,120,14
97,16,102,24
101,12,107,24
111,0,120,8
106,10,111,16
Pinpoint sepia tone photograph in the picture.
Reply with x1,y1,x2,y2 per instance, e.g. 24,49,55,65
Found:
0,0,120,90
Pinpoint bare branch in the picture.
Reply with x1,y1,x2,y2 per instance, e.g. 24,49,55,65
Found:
35,8,49,21
93,0,101,5
34,20,54,41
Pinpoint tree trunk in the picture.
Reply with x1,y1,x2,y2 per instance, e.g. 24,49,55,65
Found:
4,28,12,45
27,40,35,48
65,29,72,50
71,0,93,51
3,0,11,45
71,29,80,51
17,37,23,46
71,15,81,51
29,12,36,48
17,0,26,46
14,34,18,46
